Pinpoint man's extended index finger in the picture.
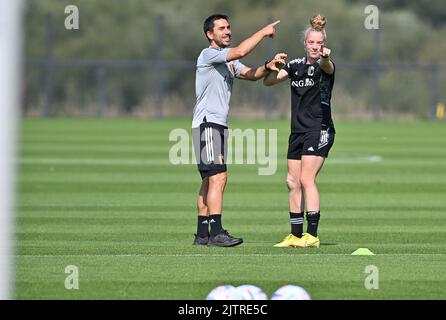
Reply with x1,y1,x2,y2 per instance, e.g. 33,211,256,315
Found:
271,20,281,27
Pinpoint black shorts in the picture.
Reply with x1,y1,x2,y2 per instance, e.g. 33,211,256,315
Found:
192,122,228,179
287,128,335,160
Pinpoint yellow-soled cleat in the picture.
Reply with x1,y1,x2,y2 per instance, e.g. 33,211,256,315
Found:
273,234,301,248
291,233,320,248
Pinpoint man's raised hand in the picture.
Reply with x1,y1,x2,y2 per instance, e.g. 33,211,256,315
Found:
262,20,280,38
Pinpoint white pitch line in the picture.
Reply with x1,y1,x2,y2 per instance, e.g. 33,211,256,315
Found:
16,253,446,258
18,158,170,165
329,155,383,163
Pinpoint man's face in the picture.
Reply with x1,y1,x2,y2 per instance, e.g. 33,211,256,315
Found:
207,19,231,47
305,31,324,60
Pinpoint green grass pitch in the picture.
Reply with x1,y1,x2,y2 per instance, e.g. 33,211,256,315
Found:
16,118,446,299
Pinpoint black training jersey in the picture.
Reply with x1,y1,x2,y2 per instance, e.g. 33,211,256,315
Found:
282,57,335,133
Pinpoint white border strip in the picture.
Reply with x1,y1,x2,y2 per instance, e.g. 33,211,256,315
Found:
16,253,446,258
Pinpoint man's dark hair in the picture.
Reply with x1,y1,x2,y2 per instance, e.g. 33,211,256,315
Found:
203,14,229,41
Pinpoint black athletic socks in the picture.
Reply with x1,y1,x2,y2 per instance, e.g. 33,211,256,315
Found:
306,210,321,237
197,216,209,237
209,214,223,236
290,212,304,238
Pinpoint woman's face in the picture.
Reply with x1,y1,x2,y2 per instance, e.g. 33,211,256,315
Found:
207,18,232,48
305,31,324,61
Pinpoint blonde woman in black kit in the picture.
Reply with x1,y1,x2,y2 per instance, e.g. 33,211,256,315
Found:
264,15,335,248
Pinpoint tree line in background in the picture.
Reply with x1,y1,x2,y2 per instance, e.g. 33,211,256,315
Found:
24,0,446,119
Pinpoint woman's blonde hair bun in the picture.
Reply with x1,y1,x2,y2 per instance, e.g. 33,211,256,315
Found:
310,14,326,31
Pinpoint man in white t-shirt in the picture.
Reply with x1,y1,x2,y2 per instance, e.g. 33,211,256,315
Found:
191,14,286,247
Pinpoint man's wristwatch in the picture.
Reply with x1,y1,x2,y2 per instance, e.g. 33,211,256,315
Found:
264,60,272,71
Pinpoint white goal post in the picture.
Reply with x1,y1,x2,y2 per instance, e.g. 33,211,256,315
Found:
0,0,23,300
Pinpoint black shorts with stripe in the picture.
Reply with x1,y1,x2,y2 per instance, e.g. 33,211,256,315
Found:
192,122,228,179
287,128,335,160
